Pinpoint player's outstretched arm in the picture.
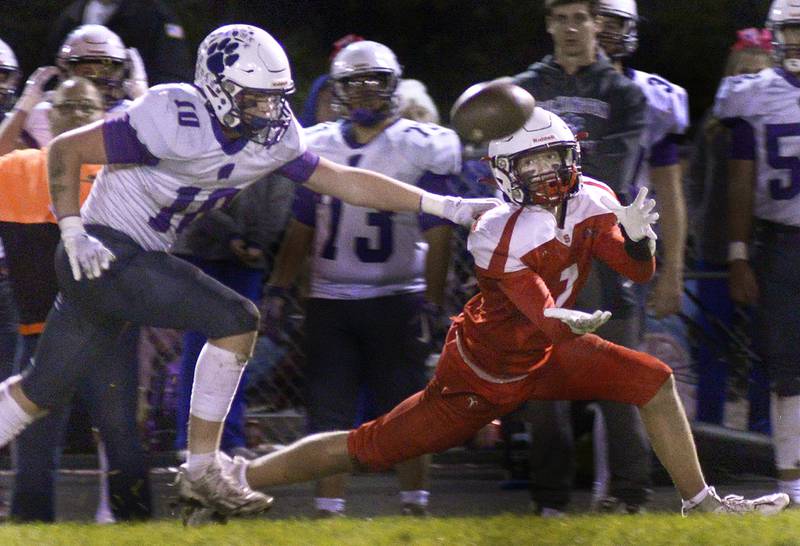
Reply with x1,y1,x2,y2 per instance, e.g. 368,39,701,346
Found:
48,119,115,281
304,157,501,226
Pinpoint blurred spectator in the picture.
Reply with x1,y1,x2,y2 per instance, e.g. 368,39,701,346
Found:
511,0,648,516
0,24,147,155
264,41,459,517
171,172,295,459
0,78,151,522
0,28,152,522
0,38,20,389
397,79,440,124
715,2,800,504
43,0,192,85
686,28,773,431
0,36,21,521
298,34,363,127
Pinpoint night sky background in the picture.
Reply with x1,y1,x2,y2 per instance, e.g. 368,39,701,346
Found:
0,1,774,130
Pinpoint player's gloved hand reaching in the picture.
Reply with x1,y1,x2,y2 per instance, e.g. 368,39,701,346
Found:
58,216,116,281
600,186,659,242
544,307,612,335
421,193,502,226
15,65,60,113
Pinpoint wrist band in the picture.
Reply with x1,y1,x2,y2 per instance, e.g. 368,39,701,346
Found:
727,241,748,262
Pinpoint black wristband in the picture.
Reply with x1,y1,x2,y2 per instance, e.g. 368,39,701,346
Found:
622,228,655,261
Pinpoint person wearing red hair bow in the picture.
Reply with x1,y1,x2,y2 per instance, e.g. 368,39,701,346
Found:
685,29,774,432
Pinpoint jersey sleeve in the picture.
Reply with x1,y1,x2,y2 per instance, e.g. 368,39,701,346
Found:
397,122,462,175
276,116,320,184
712,73,763,121
496,269,577,344
591,215,655,283
291,184,319,227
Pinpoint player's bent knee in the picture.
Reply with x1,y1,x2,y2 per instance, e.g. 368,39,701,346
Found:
205,298,260,339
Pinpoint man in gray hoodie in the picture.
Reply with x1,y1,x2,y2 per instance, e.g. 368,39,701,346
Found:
512,0,650,515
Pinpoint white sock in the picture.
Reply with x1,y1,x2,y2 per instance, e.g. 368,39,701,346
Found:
187,451,217,480
315,497,345,513
0,376,35,447
682,485,712,510
778,478,800,502
400,489,430,507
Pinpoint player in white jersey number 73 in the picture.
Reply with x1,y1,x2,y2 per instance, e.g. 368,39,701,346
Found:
0,24,500,518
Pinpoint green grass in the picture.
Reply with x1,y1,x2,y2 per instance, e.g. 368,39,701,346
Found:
2,512,800,546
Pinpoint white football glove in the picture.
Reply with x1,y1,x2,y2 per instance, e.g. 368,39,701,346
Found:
123,47,149,99
600,186,659,242
420,193,503,226
543,307,612,335
58,216,116,281
15,65,60,113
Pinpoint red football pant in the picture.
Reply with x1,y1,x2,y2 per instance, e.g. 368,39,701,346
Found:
348,330,671,471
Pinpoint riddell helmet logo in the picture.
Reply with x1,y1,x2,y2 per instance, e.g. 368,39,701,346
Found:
531,135,556,144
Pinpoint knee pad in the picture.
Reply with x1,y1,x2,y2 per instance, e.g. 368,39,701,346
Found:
189,343,247,422
771,394,800,470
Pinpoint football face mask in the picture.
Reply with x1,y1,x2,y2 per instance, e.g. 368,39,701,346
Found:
0,67,19,113
508,146,580,207
334,71,397,127
775,24,800,72
597,14,638,59
232,87,292,146
65,58,126,106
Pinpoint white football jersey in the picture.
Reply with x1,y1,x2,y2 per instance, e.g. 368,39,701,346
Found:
714,68,800,226
301,118,461,299
82,84,311,251
626,69,689,191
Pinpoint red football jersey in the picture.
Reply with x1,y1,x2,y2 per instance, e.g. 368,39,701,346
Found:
454,178,655,380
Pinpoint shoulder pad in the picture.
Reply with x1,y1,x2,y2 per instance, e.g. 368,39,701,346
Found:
633,70,690,134
468,203,553,273
390,119,461,175
713,69,775,120
126,84,212,159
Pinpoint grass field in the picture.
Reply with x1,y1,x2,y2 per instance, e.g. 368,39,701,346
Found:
2,512,800,545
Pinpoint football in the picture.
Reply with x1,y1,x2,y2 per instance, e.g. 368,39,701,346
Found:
450,81,536,143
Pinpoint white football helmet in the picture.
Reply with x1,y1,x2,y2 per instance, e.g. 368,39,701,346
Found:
195,24,295,146
0,39,19,113
57,25,128,105
330,40,402,126
768,0,800,72
597,0,639,59
487,108,581,207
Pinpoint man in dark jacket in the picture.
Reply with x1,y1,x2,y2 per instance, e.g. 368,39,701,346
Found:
43,0,192,85
511,0,650,516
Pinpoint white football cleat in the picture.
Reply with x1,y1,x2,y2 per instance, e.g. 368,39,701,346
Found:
682,487,789,516
176,461,271,523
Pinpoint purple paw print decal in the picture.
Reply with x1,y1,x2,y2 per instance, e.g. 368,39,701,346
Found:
206,36,241,74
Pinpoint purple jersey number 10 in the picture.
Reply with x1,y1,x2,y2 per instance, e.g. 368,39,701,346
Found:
147,163,239,233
